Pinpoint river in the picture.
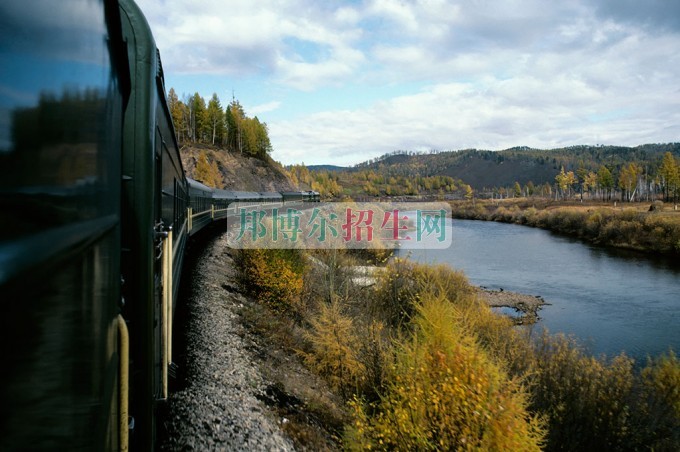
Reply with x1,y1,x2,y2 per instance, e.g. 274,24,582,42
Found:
397,219,680,359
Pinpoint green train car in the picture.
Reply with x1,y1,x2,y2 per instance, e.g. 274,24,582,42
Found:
0,1,320,449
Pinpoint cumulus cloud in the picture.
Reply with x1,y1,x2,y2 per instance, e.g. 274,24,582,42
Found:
137,0,366,88
136,0,680,165
270,63,680,165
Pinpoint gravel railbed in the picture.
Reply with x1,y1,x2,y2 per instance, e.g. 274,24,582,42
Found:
160,232,294,451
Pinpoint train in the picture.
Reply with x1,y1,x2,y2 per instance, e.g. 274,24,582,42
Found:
0,0,317,450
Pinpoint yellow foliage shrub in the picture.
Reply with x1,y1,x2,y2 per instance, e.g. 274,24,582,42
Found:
370,259,420,328
635,351,680,449
235,248,305,311
301,301,365,396
412,263,476,307
372,259,478,329
531,333,635,450
345,293,545,451
355,320,394,403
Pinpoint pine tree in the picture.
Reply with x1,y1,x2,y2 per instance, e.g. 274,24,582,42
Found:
226,99,246,153
190,92,207,143
206,93,225,145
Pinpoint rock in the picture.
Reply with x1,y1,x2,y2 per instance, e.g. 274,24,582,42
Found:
159,232,295,451
477,287,547,325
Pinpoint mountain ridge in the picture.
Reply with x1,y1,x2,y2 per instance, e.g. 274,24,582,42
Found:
340,143,680,189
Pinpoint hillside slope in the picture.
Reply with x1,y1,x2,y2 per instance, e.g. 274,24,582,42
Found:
180,144,297,192
353,144,680,189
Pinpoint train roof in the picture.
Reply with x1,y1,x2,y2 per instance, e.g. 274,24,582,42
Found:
186,177,214,191
260,191,283,199
213,190,252,199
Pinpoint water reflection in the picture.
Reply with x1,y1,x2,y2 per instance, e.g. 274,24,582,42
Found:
0,0,109,152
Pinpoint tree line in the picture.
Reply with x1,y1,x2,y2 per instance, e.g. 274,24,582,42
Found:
484,152,680,203
167,89,272,159
551,151,680,202
287,164,473,199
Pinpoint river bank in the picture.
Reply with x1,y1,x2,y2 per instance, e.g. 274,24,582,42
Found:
449,199,680,256
344,260,548,325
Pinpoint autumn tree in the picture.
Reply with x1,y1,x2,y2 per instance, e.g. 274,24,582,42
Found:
598,165,614,201
513,181,522,198
167,88,187,142
555,167,569,199
584,171,598,199
577,165,588,200
619,162,641,202
565,170,577,198
659,152,680,202
194,151,211,184
210,160,223,188
525,181,535,197
302,301,365,396
464,184,474,201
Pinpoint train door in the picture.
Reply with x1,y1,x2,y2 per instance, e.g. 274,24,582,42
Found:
153,125,174,403
153,128,166,401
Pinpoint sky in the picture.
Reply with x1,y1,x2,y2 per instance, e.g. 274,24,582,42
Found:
136,0,680,166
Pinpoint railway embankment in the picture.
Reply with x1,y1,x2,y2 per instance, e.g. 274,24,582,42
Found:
160,230,342,450
159,232,296,450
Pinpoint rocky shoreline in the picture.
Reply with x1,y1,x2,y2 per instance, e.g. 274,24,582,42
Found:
477,287,548,325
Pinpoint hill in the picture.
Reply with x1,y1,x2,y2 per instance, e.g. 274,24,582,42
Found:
352,144,680,190
180,143,297,192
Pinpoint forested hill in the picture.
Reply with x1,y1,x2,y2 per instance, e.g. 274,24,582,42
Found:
352,144,680,190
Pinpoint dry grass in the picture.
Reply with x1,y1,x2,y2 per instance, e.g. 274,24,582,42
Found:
233,245,680,451
450,198,680,255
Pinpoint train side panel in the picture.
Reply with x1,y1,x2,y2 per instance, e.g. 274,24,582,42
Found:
187,178,215,234
0,0,128,449
119,0,187,448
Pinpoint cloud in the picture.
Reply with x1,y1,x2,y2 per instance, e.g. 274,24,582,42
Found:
137,0,367,88
134,0,680,165
593,0,680,32
270,63,680,165
249,101,281,115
